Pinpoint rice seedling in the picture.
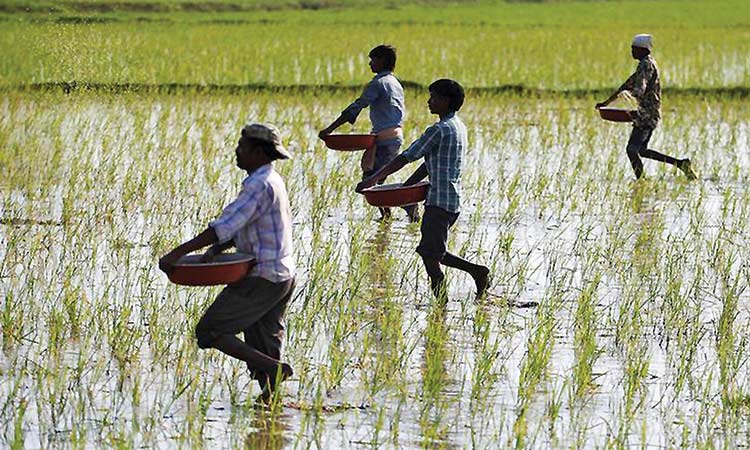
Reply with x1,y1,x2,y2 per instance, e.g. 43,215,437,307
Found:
2,1,750,447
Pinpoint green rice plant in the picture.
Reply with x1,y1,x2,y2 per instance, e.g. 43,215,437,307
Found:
571,275,601,400
2,85,750,447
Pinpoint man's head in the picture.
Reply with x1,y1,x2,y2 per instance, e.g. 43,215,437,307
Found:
369,44,397,73
428,79,465,115
631,34,652,59
235,123,290,172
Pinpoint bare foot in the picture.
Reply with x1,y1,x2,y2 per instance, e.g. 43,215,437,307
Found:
473,266,490,299
678,158,698,180
430,275,447,301
256,362,293,403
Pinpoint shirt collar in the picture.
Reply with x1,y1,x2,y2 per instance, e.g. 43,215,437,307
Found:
242,163,272,187
441,112,456,121
375,70,392,78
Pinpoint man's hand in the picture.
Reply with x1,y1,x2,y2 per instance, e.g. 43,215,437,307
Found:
356,176,378,193
158,251,181,274
318,127,333,139
158,227,220,277
200,246,218,263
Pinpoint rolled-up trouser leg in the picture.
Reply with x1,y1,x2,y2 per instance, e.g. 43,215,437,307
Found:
194,277,295,352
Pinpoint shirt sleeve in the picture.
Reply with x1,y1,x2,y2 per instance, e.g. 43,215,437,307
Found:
209,183,268,244
629,59,654,98
401,125,442,162
618,71,637,93
341,78,381,124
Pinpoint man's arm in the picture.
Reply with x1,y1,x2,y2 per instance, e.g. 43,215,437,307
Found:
403,163,428,186
200,239,235,262
356,125,438,191
628,59,652,98
159,227,219,273
596,72,637,109
318,114,350,138
319,79,380,138
355,155,409,192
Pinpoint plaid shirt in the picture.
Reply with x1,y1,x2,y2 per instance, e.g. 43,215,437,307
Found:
342,71,405,142
209,164,295,282
619,54,661,129
401,112,466,213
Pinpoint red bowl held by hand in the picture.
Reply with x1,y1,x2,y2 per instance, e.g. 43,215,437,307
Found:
167,253,256,286
362,181,430,207
598,107,633,123
322,134,377,151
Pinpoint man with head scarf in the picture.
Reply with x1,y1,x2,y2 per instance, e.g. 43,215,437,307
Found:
596,34,697,180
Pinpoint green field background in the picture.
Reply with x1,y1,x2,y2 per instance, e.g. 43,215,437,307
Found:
1,0,749,90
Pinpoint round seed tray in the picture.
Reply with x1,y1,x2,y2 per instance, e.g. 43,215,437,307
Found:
168,253,255,286
322,134,377,151
598,107,633,123
362,181,430,207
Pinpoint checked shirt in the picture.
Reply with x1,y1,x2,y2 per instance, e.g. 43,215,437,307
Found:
401,112,467,213
209,164,295,282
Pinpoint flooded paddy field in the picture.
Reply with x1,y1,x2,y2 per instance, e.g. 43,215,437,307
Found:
2,91,750,448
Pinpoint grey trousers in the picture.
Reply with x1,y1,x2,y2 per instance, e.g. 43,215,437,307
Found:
195,276,295,366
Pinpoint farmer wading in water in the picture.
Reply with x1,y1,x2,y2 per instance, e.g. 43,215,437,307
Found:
596,34,698,180
159,123,295,403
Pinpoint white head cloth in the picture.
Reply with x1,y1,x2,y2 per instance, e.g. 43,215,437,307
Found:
632,34,653,50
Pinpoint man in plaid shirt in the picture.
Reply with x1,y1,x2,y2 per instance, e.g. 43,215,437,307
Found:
357,79,490,301
159,123,295,402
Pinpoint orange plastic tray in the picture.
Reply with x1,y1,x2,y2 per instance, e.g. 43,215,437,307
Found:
168,253,255,286
322,134,377,151
362,181,429,207
598,107,633,123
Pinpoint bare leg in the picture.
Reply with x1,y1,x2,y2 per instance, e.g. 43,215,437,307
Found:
422,257,447,301
403,204,420,223
441,252,490,298
640,148,678,165
211,334,294,402
377,207,392,221
210,334,288,370
626,127,651,179
641,149,696,179
210,335,292,381
626,126,693,179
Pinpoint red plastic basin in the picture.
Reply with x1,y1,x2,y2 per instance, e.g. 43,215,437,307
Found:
322,134,377,151
168,253,256,286
598,107,633,123
362,181,430,207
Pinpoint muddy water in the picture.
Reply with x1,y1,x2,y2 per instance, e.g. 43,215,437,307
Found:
1,93,750,448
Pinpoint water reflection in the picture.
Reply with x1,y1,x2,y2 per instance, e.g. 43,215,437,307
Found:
244,407,291,450
418,303,460,449
364,222,392,291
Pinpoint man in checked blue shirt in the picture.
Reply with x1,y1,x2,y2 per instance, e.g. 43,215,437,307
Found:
159,123,295,403
319,44,418,222
356,79,490,300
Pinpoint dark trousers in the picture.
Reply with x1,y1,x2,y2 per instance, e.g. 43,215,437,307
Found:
626,126,679,179
195,277,295,368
